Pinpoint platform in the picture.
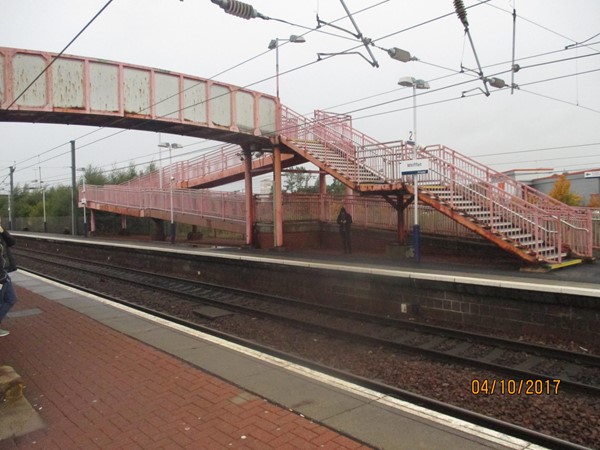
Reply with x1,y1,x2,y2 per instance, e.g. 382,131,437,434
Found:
0,271,546,449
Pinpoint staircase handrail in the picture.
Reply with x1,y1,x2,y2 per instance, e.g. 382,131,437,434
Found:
421,146,591,258
119,142,245,189
425,160,562,260
420,145,590,219
280,106,397,180
429,164,560,233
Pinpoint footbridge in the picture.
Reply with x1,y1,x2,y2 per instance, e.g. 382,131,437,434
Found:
1,47,593,267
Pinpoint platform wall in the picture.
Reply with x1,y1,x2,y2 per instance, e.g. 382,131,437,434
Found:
16,236,600,344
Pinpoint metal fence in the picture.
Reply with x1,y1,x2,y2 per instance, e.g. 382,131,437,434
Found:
11,192,600,249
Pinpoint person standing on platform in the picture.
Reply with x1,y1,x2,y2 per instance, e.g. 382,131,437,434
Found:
336,207,353,254
0,220,18,337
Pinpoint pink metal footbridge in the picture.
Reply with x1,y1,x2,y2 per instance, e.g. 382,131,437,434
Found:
0,47,593,267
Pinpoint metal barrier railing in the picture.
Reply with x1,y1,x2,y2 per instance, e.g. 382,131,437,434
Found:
82,186,483,240
113,105,592,261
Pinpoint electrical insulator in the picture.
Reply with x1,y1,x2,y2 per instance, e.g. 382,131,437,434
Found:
454,0,469,28
211,0,264,20
487,77,507,89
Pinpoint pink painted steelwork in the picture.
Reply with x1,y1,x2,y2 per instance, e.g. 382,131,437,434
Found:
277,106,592,262
418,145,592,261
0,47,277,145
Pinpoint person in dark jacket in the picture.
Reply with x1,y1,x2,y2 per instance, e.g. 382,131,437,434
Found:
0,220,18,337
336,207,353,254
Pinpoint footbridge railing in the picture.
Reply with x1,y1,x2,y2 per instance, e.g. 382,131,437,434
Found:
280,107,402,184
278,107,592,261
419,145,592,258
85,185,247,223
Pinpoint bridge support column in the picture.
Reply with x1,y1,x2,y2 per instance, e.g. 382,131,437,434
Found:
90,210,97,235
243,147,255,246
397,194,406,245
273,145,283,248
319,173,327,222
344,186,354,218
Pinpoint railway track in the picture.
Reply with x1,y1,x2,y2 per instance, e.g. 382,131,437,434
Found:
16,247,600,397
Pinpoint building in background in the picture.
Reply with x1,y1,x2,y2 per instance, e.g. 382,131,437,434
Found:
529,169,600,206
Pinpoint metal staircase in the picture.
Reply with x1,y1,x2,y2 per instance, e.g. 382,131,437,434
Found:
102,104,591,267
277,107,593,266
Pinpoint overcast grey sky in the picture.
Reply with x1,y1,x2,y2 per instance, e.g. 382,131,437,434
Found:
1,0,599,190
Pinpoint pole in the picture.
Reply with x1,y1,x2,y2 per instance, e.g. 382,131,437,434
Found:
159,144,163,190
275,38,280,99
169,143,175,244
39,167,47,233
170,176,175,244
42,185,47,233
70,140,77,235
8,166,14,231
244,147,254,246
82,175,87,238
273,145,283,248
412,85,420,262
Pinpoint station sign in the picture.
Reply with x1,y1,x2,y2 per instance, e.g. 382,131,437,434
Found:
584,171,600,179
400,158,430,175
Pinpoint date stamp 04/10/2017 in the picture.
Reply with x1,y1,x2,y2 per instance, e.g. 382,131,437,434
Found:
471,378,561,396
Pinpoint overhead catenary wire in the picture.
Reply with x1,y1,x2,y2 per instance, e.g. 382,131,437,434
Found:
10,45,600,182
5,1,599,185
4,0,114,111
6,0,496,178
7,0,392,178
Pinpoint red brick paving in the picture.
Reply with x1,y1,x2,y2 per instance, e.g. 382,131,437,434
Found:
0,286,372,449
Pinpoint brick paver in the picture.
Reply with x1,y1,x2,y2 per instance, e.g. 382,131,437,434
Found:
0,286,372,449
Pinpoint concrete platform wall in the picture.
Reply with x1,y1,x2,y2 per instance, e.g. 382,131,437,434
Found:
17,236,600,343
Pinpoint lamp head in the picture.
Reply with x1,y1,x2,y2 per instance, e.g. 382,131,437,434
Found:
398,77,430,90
398,76,416,87
415,79,430,90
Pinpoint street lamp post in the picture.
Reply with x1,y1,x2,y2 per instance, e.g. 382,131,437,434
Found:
398,76,430,262
158,142,167,190
268,35,306,99
158,142,182,244
40,181,47,233
38,167,47,233
77,168,87,238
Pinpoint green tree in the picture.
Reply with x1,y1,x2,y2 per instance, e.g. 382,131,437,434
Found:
327,179,347,194
283,168,317,193
6,162,156,227
549,174,582,206
46,186,74,217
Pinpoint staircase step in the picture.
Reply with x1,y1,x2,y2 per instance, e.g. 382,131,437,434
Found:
498,227,523,233
487,222,515,229
517,239,545,247
534,246,561,255
504,233,533,240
